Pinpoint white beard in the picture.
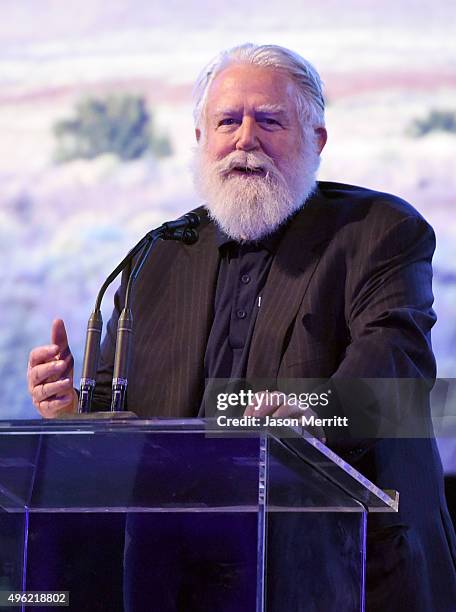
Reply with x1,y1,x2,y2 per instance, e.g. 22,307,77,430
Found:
192,137,320,242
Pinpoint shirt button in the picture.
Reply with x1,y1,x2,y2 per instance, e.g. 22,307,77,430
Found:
237,310,247,319
241,274,251,284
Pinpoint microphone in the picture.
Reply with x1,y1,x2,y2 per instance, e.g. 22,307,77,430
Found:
168,228,199,245
110,215,201,412
110,233,159,413
78,235,151,413
78,213,200,413
160,212,200,234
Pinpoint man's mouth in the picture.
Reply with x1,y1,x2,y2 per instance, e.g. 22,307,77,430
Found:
227,165,265,177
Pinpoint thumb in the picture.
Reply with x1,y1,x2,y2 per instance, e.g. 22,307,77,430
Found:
51,318,70,356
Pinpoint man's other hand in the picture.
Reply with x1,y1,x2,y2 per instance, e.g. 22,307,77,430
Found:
27,319,78,418
243,390,326,443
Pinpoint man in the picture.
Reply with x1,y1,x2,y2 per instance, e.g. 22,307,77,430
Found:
27,44,455,610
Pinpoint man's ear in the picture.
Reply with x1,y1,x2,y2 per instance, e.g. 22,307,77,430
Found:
315,127,327,154
195,128,201,143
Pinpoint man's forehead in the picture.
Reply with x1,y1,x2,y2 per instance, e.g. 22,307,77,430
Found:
205,64,297,114
209,64,294,93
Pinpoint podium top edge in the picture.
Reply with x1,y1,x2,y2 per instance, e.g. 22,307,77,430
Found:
0,417,399,510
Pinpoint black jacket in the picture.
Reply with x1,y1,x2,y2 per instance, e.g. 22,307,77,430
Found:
93,181,456,610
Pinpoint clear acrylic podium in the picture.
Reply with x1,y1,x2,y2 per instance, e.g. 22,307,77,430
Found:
0,418,397,611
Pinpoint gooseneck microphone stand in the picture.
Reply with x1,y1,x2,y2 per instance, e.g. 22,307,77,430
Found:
78,213,200,414
109,232,160,413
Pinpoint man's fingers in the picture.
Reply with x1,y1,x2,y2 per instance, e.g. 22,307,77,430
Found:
29,360,69,389
51,319,70,356
38,394,76,419
32,378,72,404
28,345,60,369
60,350,74,374
269,402,296,419
271,404,327,443
242,391,328,443
244,391,286,417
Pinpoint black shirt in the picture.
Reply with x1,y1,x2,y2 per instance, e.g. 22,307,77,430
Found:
203,226,285,381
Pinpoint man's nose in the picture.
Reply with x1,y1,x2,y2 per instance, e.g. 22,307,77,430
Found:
235,117,259,151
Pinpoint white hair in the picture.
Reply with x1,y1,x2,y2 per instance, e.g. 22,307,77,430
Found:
193,43,325,132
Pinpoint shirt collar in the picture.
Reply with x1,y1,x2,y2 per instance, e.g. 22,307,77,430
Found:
215,219,289,254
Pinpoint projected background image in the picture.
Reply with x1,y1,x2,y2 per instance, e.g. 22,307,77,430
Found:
1,1,455,468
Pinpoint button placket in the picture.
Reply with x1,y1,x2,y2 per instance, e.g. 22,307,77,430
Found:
229,257,255,347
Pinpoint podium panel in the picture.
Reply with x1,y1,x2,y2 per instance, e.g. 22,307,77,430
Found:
0,419,397,611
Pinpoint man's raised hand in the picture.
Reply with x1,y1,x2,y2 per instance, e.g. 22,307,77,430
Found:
27,319,78,418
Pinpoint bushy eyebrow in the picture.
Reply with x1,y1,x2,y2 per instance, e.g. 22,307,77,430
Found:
211,107,242,118
212,104,289,117
255,104,288,114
